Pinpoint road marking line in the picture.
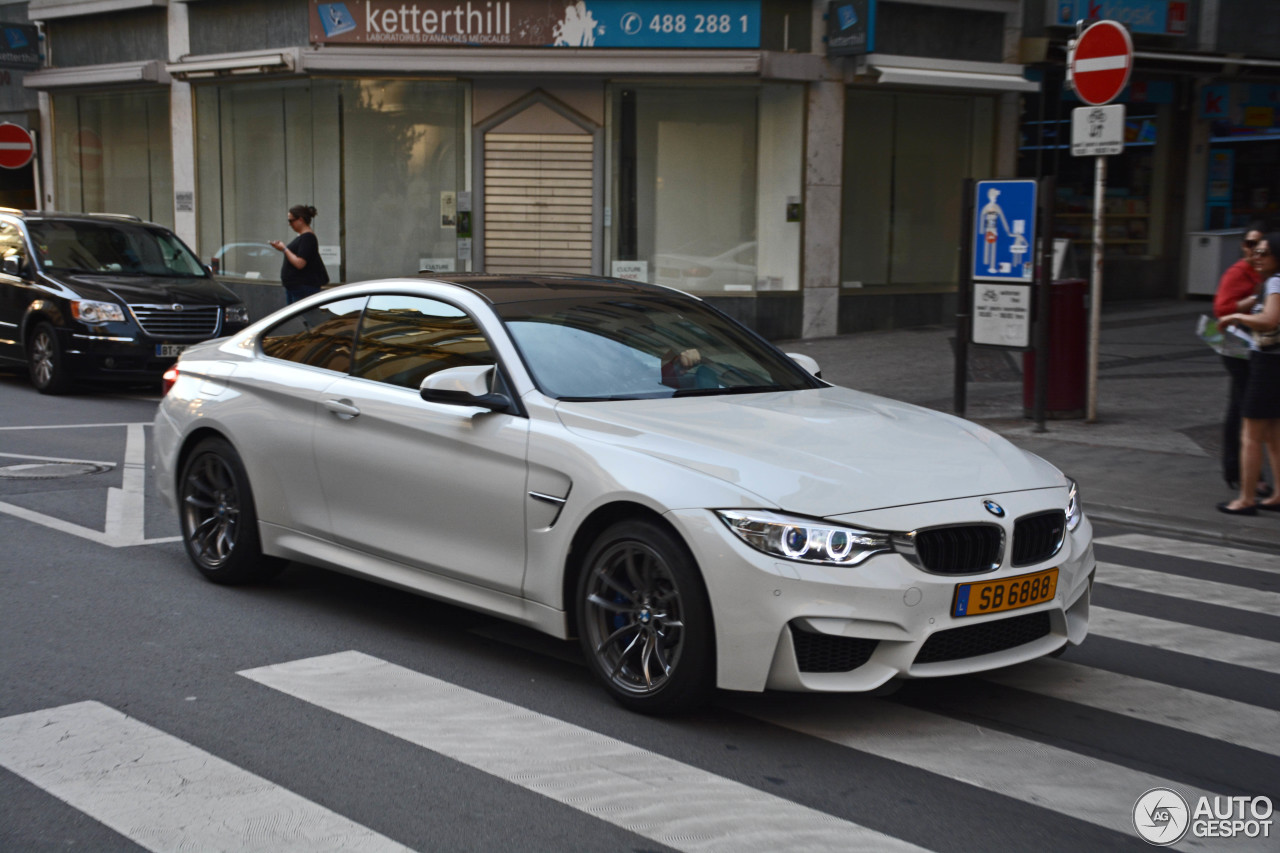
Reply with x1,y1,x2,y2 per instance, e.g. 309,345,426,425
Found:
0,700,414,853
0,421,152,430
1094,533,1280,574
1092,606,1280,675
983,658,1280,757
1096,560,1280,615
240,651,928,853
739,697,1238,845
0,451,117,466
0,422,178,547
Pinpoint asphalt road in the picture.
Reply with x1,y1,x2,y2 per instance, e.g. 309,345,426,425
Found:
0,371,1276,852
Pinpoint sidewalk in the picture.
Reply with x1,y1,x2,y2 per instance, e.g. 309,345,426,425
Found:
779,299,1280,553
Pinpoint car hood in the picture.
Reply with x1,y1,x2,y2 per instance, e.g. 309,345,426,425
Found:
54,273,241,305
554,386,1063,516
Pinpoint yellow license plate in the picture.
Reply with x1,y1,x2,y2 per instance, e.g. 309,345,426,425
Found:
953,568,1058,618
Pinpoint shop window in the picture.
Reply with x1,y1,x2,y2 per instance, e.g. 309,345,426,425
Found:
52,90,172,227
609,84,802,293
840,90,993,289
196,79,467,284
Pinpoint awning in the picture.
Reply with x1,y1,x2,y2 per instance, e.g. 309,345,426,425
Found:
858,54,1039,93
24,60,169,90
167,49,298,80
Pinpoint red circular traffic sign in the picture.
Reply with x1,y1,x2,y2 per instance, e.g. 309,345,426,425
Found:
1070,20,1133,106
0,122,33,170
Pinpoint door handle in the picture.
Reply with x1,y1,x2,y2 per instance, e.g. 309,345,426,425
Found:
322,398,361,418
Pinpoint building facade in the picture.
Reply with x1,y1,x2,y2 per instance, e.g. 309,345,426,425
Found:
19,0,1280,337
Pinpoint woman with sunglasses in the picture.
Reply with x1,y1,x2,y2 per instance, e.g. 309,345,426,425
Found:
1213,224,1267,495
1218,232,1280,514
270,204,329,305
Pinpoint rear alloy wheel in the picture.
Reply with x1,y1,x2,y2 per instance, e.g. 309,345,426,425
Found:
179,437,284,584
577,519,714,714
27,322,72,395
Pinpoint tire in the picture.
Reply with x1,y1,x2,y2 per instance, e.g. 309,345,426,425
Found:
576,519,715,714
178,437,285,585
27,322,73,395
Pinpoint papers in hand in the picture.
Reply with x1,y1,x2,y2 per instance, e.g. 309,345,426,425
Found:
1197,314,1252,359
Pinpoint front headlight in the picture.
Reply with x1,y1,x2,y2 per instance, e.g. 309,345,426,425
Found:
224,304,249,324
70,299,126,324
1066,479,1083,531
716,510,892,566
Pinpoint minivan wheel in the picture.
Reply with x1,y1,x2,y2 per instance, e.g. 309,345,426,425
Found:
27,322,72,395
179,437,285,584
577,519,715,714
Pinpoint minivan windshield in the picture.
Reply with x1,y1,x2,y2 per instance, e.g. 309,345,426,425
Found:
27,220,208,278
496,295,821,401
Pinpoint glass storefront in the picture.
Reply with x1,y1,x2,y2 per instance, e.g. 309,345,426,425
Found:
194,79,467,284
608,83,802,293
52,89,173,227
840,89,995,290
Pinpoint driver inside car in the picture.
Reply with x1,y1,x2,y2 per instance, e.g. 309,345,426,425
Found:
661,346,717,390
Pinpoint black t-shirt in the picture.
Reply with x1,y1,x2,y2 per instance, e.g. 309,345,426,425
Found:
281,231,329,290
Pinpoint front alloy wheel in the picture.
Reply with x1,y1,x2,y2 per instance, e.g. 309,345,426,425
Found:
179,437,284,584
27,322,72,394
578,520,713,714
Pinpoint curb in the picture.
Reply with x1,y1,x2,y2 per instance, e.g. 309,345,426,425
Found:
1086,504,1280,553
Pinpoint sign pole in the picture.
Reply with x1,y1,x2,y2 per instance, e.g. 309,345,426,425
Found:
1033,175,1055,433
29,129,41,212
1087,154,1105,422
955,177,974,417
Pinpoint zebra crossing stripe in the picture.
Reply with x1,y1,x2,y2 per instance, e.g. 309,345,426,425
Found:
740,696,1242,846
1091,606,1280,674
1096,561,1280,615
0,701,413,853
1094,533,1280,574
239,650,930,853
983,658,1280,758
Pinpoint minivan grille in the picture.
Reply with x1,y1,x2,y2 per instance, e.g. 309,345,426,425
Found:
912,525,1003,574
129,304,220,338
1012,510,1066,567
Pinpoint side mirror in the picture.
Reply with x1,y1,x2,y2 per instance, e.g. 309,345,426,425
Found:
786,352,822,378
2,255,22,277
419,364,513,413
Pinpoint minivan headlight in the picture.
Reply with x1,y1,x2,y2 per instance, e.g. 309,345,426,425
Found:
1066,479,1083,531
70,299,126,324
716,510,891,566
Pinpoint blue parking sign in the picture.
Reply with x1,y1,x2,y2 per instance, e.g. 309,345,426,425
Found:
973,180,1036,282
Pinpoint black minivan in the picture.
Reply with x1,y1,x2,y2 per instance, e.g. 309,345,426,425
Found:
0,210,249,393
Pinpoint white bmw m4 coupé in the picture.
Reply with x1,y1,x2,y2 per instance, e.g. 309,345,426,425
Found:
153,274,1094,713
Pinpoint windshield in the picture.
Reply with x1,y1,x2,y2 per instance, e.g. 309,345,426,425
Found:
496,295,821,401
27,220,208,278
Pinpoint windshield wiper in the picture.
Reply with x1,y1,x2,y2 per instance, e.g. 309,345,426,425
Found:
671,385,783,397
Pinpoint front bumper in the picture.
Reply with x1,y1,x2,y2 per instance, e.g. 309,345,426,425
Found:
60,323,246,383
667,488,1094,693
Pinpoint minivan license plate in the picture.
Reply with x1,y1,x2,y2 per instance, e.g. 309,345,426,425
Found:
156,344,187,358
953,568,1058,618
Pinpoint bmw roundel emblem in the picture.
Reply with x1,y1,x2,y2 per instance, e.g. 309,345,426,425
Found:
983,500,1005,518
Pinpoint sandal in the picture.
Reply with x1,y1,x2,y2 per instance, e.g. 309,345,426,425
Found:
1217,501,1258,516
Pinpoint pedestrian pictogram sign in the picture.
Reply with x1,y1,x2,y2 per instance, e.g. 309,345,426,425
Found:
0,122,33,170
972,179,1036,283
1069,20,1133,106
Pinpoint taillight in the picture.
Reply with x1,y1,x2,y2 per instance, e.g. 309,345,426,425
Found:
161,366,179,396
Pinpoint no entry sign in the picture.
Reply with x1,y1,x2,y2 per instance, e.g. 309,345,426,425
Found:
1069,20,1133,106
0,122,34,170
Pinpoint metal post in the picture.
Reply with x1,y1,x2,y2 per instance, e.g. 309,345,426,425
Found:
29,129,41,212
955,178,974,416
1033,176,1055,433
1086,154,1105,423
